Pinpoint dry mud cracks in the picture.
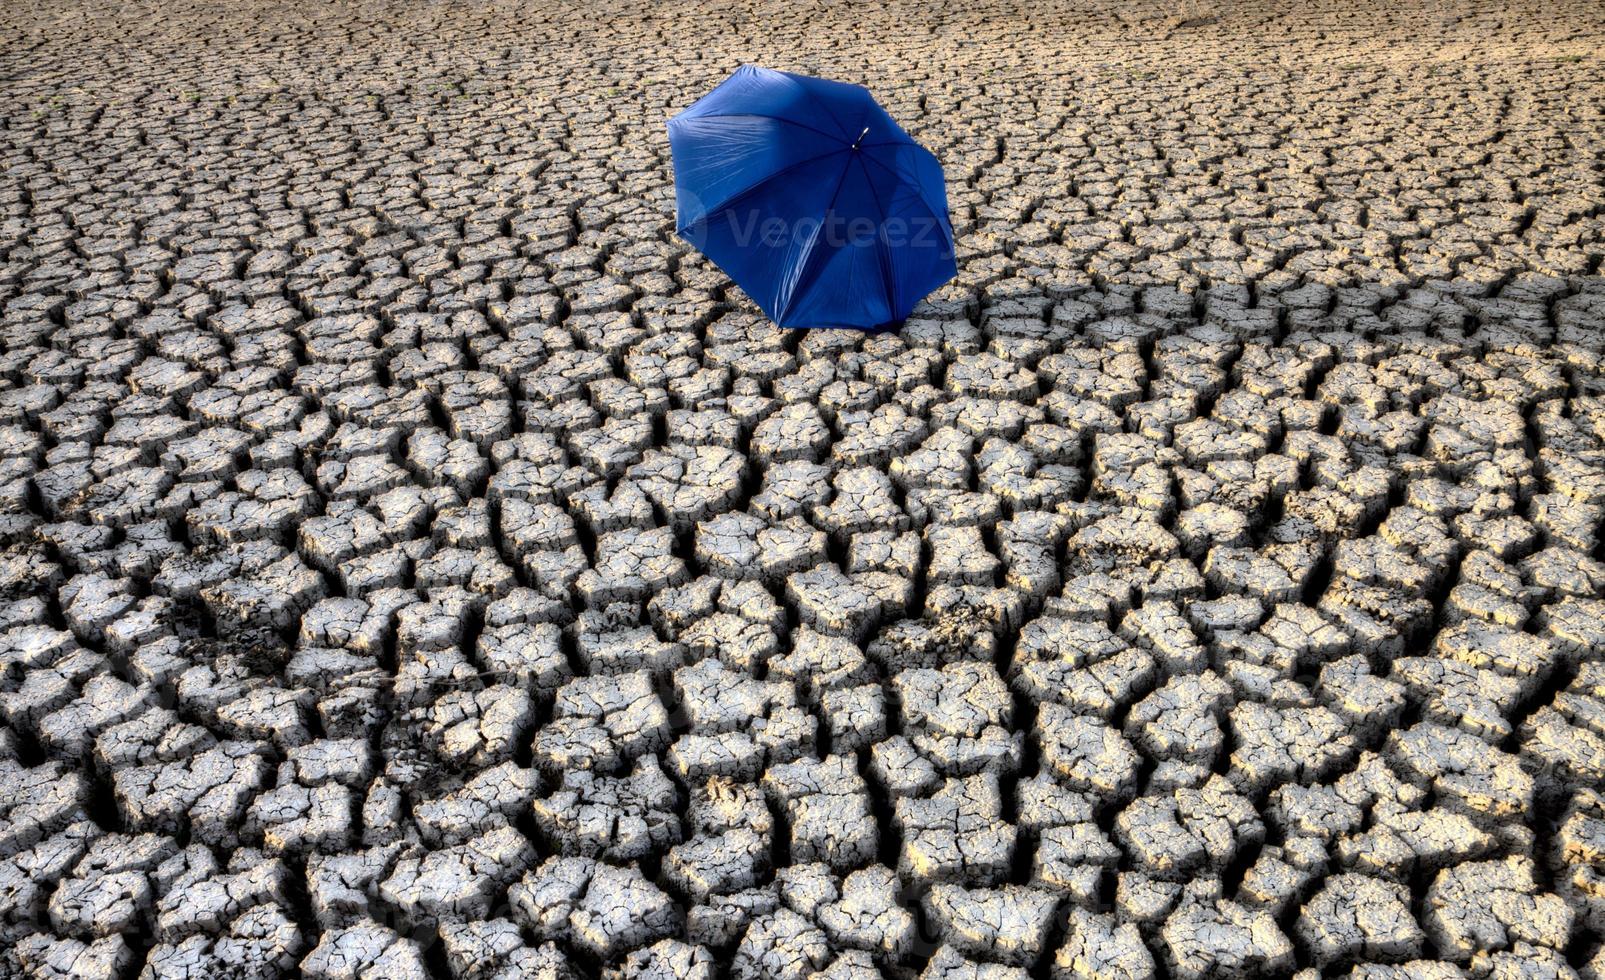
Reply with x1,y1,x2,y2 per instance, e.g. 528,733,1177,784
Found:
3,0,1605,977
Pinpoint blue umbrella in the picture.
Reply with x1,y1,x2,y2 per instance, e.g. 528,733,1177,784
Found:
667,65,956,330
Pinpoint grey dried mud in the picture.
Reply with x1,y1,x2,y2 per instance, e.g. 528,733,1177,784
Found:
2,0,1605,977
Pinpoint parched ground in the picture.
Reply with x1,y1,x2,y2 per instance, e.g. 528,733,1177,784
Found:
3,0,1605,976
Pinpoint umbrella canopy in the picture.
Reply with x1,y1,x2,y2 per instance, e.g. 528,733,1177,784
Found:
667,65,956,330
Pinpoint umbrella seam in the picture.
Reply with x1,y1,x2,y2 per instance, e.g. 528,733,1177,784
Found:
776,154,858,324
858,148,954,248
673,147,851,235
776,69,854,141
673,110,848,147
853,152,900,322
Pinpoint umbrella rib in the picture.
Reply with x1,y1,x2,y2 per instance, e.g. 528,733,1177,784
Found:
857,149,952,246
685,111,848,147
675,147,850,235
776,70,853,141
776,156,857,324
853,153,899,322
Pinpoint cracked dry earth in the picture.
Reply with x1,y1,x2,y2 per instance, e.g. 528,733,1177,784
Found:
3,1,1605,979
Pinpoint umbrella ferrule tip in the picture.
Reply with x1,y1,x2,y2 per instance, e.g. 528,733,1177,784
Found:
852,126,869,149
